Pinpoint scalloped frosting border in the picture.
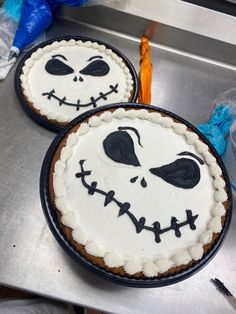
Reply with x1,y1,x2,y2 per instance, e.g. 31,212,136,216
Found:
53,108,228,278
20,39,134,123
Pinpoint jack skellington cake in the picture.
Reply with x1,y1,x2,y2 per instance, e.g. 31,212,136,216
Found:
19,38,136,128
48,106,230,279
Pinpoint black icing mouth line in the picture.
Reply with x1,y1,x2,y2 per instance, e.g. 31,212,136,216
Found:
75,160,199,244
42,83,119,111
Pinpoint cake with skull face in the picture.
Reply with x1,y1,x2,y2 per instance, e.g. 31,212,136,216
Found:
49,106,229,278
19,39,135,127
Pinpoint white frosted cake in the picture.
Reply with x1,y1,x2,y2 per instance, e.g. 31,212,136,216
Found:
20,39,134,126
49,107,229,278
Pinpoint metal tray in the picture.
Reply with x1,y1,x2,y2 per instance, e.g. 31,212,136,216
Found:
40,103,232,288
14,36,138,133
1,3,235,312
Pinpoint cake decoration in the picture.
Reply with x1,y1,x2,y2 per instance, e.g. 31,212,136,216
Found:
42,83,119,111
75,159,198,243
149,157,201,189
103,127,142,167
20,39,135,125
50,107,229,278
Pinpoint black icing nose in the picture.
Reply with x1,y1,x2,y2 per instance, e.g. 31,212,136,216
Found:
73,75,84,82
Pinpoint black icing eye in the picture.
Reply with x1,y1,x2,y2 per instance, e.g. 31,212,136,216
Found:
80,60,110,76
45,58,74,75
103,131,140,167
149,158,200,189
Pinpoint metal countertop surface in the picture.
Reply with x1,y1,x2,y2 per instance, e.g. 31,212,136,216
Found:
0,3,236,314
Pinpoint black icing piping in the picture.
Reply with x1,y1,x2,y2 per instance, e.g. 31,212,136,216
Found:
75,160,199,243
103,128,141,167
42,83,119,111
118,126,143,147
177,151,204,165
149,158,201,189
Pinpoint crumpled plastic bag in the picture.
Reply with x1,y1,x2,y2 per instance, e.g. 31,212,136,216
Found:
12,0,92,53
2,0,23,23
0,11,17,80
198,89,236,156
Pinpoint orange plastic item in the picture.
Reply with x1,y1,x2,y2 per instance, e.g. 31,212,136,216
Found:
138,36,152,105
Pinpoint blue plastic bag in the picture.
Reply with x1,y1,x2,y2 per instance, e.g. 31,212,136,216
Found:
13,0,52,51
12,0,88,54
2,0,23,22
198,104,233,156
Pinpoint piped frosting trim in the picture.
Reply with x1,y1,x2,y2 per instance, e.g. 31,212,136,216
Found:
53,109,227,277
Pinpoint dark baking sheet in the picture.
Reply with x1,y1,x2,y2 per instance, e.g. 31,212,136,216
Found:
14,36,139,133
40,103,232,287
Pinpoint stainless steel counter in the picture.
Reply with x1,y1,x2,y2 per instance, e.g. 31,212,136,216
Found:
0,3,236,314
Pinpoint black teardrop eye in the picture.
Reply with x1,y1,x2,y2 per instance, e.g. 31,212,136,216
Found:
80,60,110,76
103,131,140,167
149,158,200,189
45,59,74,75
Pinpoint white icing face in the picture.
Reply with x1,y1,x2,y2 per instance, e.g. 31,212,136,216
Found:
53,109,227,277
20,40,134,124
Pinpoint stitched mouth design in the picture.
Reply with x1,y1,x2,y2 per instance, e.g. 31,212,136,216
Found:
75,160,199,243
42,83,119,111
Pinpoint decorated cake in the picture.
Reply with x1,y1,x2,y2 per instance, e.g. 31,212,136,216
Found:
49,106,230,278
19,39,135,127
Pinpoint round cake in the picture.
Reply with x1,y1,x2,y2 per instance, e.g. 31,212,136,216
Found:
48,106,230,279
19,38,136,127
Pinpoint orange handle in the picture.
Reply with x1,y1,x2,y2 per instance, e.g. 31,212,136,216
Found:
138,36,152,105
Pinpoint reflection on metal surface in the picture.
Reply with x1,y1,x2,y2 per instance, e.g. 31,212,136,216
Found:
58,5,236,69
81,0,236,45
0,3,236,314
181,0,236,17
143,22,160,40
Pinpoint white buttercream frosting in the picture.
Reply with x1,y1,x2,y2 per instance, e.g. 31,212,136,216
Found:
214,177,226,189
210,164,223,177
52,108,227,277
20,40,134,124
55,196,69,214
172,250,192,266
53,175,64,197
77,123,89,136
143,261,158,278
214,189,228,202
104,252,124,268
154,256,175,273
61,211,77,229
211,202,226,217
72,227,88,245
85,241,104,257
185,132,198,145
54,160,65,175
189,243,204,260
200,230,213,245
172,123,187,134
208,216,222,233
203,151,216,165
124,260,142,275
